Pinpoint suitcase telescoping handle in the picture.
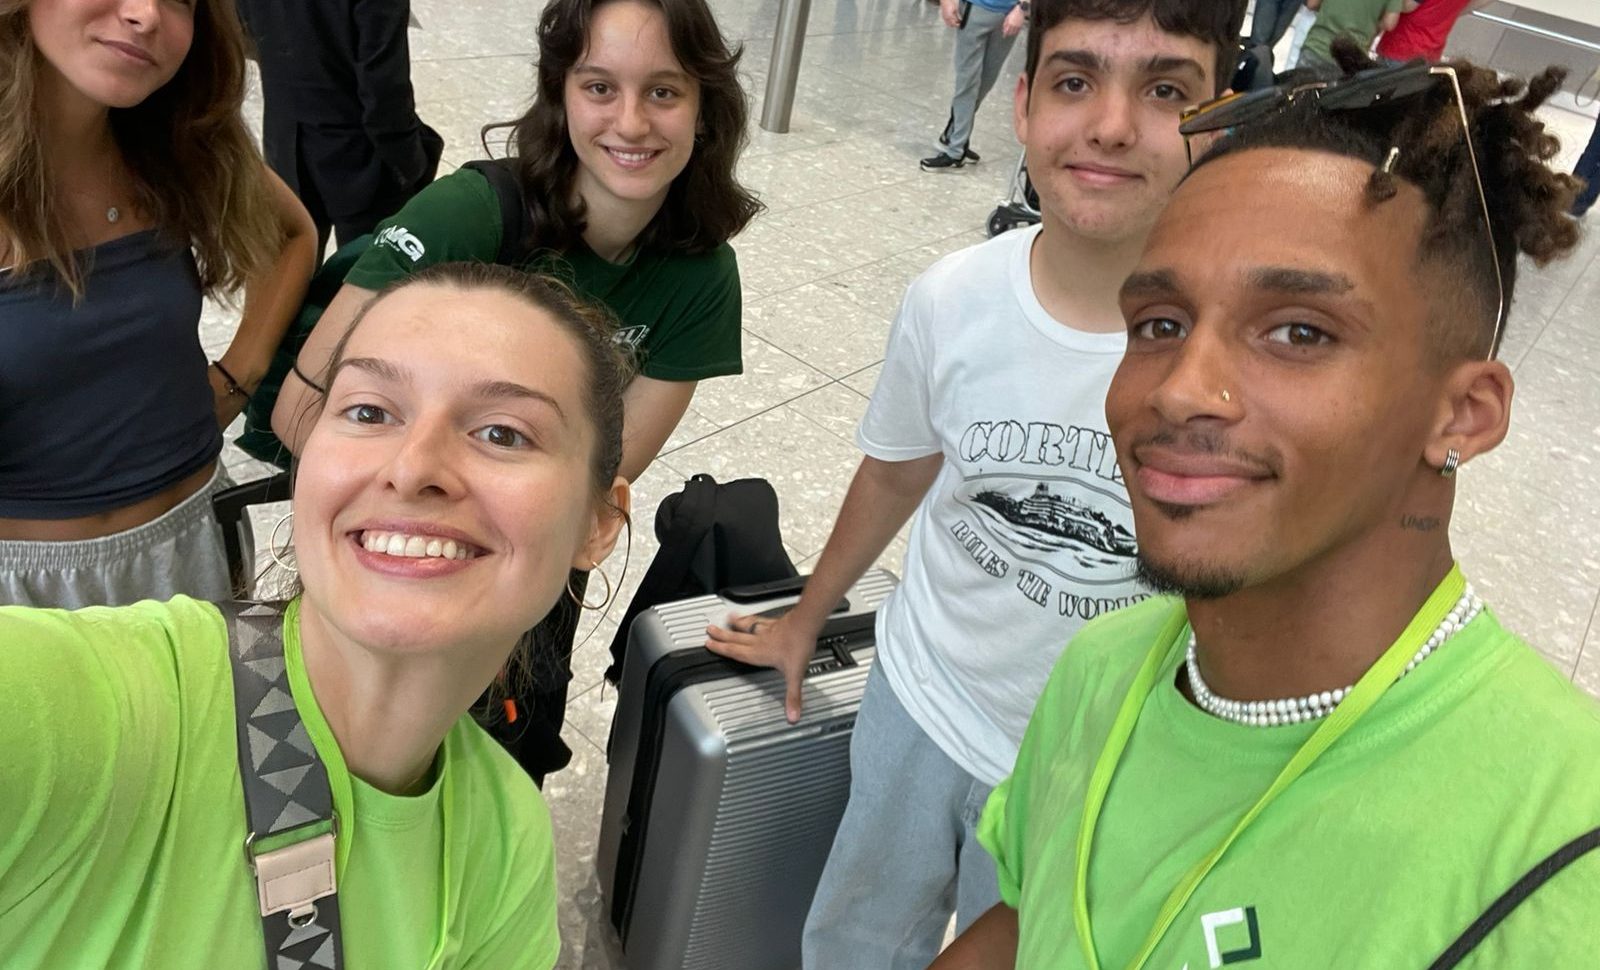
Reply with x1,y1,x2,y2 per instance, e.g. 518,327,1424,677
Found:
721,574,851,618
720,574,811,603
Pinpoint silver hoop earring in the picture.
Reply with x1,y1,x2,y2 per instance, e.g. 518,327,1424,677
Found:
567,560,614,611
269,513,297,572
1439,448,1461,478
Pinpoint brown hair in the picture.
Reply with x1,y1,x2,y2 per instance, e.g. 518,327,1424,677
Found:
1195,43,1584,358
483,0,763,256
284,263,634,710
324,262,631,494
1026,0,1247,95
0,0,281,297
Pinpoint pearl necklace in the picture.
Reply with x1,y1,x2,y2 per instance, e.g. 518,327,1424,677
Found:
1185,586,1483,727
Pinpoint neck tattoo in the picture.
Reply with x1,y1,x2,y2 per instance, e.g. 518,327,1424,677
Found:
1185,585,1483,727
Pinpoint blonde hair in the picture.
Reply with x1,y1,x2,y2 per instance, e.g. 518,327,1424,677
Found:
0,0,281,297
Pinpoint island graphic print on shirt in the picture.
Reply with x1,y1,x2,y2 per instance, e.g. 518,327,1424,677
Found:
947,417,1142,620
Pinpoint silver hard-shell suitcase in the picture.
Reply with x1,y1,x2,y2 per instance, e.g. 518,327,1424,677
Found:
597,570,898,970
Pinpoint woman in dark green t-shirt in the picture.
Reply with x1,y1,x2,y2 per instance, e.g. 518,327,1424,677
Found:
272,0,761,481
272,0,761,782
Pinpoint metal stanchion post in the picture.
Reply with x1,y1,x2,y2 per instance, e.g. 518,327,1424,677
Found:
760,0,813,133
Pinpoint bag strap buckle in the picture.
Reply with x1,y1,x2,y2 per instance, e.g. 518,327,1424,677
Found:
247,828,338,919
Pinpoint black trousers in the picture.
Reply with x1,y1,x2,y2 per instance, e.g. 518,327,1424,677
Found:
291,125,443,259
478,570,586,787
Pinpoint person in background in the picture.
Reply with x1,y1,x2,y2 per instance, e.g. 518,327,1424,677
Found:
920,0,1026,171
0,263,631,969
1569,111,1599,217
271,0,761,783
1297,0,1402,71
707,1,1245,965
1375,0,1472,63
1244,0,1304,81
237,0,444,258
937,53,1599,968
0,0,317,610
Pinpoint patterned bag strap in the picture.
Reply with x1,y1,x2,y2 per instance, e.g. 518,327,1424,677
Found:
219,602,344,970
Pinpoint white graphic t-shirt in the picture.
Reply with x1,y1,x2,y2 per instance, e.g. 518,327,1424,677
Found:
857,225,1147,786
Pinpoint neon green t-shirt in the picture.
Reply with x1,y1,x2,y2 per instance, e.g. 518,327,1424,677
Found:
980,593,1600,968
0,597,559,969
344,166,744,382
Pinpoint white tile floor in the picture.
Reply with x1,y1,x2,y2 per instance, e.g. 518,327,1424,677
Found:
203,2,1600,965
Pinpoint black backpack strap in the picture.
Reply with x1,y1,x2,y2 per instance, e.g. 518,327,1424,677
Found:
460,158,535,266
219,602,344,970
1427,826,1600,969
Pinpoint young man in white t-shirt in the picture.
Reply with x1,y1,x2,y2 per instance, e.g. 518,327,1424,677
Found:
706,1,1245,964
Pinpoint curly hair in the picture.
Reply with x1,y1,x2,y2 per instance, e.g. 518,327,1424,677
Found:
1193,41,1584,359
484,0,763,257
0,0,281,298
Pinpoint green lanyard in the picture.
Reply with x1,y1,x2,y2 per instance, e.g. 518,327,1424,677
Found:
1072,565,1468,970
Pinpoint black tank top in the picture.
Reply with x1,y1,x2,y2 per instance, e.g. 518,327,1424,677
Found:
0,230,221,518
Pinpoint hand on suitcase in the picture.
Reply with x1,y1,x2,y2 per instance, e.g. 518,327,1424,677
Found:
705,611,820,724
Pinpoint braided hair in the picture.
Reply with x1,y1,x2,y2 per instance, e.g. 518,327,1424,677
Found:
1193,40,1584,359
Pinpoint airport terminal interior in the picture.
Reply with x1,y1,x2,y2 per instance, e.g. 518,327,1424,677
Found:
177,0,1600,965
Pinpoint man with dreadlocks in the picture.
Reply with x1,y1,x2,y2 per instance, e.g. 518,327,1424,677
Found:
934,46,1599,969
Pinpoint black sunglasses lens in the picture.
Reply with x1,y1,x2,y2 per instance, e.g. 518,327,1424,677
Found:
1319,63,1436,111
1179,88,1285,136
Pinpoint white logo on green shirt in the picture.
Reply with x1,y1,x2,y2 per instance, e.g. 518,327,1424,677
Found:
375,225,426,262
1201,906,1262,966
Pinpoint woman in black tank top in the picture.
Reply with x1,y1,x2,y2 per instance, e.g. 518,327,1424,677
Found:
0,0,317,608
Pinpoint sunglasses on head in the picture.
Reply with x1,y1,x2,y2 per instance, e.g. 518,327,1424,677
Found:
1177,60,1506,359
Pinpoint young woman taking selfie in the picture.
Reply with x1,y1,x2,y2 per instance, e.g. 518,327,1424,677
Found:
0,263,631,968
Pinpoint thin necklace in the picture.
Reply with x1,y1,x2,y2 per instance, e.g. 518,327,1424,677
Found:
1185,585,1483,727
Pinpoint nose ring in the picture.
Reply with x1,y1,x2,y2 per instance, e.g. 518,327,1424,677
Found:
1220,388,1231,403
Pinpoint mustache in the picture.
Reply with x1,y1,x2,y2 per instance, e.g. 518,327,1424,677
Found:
1130,428,1283,478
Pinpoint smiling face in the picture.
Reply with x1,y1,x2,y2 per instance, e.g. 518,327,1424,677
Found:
1015,15,1215,244
292,282,621,657
29,0,194,110
1106,148,1467,597
564,0,700,219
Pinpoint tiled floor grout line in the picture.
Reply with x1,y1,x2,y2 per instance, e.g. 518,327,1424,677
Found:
741,225,984,307
787,387,865,447
655,333,857,460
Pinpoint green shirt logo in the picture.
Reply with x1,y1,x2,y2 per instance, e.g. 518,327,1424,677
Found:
1201,906,1262,966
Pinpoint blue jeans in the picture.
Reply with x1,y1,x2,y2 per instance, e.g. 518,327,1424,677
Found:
1249,0,1304,49
1573,117,1600,216
802,663,1001,969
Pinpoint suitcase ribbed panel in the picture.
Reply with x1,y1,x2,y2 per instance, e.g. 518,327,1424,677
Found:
679,661,872,968
601,570,899,970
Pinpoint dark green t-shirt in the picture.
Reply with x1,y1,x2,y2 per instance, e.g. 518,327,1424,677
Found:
344,167,744,382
